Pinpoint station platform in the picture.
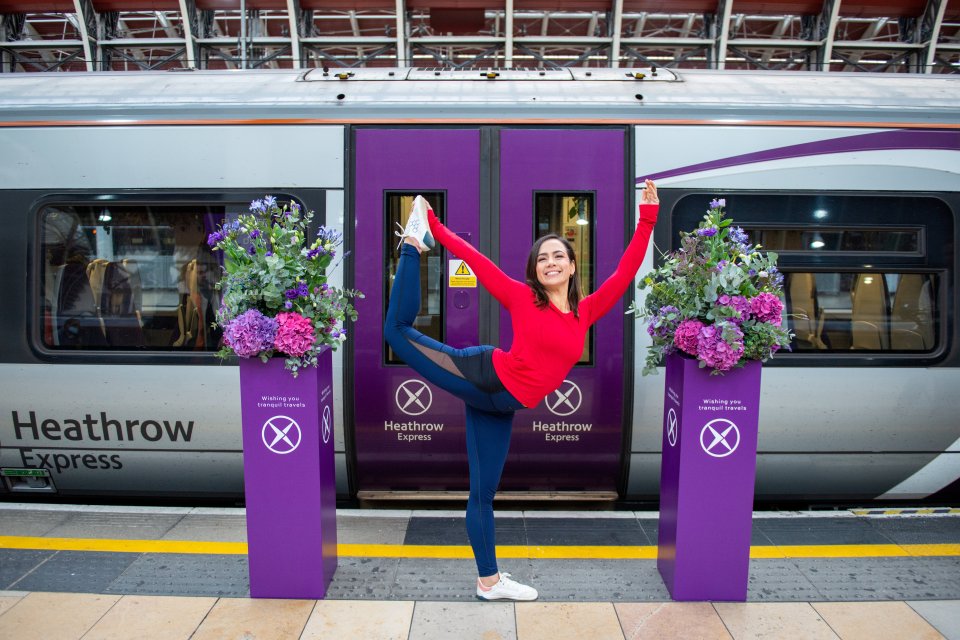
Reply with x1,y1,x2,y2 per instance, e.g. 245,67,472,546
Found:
0,503,958,639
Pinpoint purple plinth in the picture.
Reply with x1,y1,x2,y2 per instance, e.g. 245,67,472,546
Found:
238,347,337,599
657,353,762,601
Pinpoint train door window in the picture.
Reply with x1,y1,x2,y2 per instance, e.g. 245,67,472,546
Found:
534,192,595,364
672,193,951,361
384,192,446,365
39,203,229,351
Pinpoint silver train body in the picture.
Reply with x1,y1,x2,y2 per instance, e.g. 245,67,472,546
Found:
0,67,958,503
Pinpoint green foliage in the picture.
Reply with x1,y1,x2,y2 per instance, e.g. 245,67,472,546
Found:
629,198,793,375
208,197,363,375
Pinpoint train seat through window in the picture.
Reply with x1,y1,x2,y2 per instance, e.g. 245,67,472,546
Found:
55,261,108,348
850,273,890,350
786,272,826,349
890,274,934,350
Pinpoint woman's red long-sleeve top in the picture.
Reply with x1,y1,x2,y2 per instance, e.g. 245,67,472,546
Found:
428,204,659,408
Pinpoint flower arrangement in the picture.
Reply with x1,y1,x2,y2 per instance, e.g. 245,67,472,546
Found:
631,198,793,375
208,196,361,376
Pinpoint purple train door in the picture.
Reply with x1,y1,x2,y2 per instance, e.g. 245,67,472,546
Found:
498,129,627,494
353,129,482,492
353,127,628,497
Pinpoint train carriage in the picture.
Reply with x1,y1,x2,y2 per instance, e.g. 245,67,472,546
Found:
0,67,957,503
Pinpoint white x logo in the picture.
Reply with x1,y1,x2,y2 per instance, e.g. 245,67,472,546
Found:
261,415,301,455
547,380,582,417
666,408,678,447
700,419,740,458
322,405,332,444
396,379,432,416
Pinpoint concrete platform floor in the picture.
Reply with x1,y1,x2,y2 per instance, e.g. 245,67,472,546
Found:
0,503,958,639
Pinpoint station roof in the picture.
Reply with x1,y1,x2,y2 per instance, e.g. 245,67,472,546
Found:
1,0,957,73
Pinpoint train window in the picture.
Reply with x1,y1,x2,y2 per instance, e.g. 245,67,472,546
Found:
672,193,952,361
535,192,594,364
785,271,939,352
384,192,446,365
40,203,229,351
745,228,921,254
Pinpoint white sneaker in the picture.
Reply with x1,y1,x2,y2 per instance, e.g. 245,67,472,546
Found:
476,573,539,601
395,195,435,251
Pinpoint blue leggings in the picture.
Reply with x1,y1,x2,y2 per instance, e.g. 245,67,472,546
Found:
384,243,524,577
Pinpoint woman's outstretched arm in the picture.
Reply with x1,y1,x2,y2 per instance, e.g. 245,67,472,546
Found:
427,208,526,308
582,180,660,325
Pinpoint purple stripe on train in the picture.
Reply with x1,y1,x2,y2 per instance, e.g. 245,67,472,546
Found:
638,129,960,182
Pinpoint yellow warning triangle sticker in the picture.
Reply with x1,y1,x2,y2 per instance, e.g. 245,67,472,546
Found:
455,262,472,276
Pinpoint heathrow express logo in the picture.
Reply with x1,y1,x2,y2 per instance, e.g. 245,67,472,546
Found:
666,408,678,447
322,405,332,445
262,415,302,455
396,379,432,416
699,418,740,458
546,380,582,417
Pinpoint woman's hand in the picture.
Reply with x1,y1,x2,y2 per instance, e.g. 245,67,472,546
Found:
641,179,659,205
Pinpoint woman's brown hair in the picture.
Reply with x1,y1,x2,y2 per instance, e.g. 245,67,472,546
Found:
525,234,583,317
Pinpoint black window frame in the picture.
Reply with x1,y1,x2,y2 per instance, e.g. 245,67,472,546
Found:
381,189,448,368
655,190,955,368
532,189,598,367
29,189,324,366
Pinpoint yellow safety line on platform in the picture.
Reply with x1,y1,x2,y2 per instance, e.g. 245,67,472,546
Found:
851,508,960,516
1,536,958,559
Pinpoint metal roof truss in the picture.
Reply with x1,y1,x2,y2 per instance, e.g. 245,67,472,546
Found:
1,1,958,73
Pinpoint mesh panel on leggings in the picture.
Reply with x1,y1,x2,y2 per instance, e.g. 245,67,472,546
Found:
411,339,467,377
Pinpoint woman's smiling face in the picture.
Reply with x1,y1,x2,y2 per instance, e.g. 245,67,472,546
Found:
536,238,576,290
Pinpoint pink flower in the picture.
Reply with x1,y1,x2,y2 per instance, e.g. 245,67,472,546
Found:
716,294,751,324
674,319,704,355
696,323,744,372
273,312,316,357
750,292,784,325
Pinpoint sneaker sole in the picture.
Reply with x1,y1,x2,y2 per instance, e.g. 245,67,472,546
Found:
475,593,539,602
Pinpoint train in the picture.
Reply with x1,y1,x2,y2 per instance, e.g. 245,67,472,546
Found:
0,66,958,505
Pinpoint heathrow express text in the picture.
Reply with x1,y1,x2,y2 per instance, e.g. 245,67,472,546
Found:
7,410,195,473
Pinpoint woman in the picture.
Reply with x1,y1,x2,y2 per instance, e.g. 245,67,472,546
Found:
384,180,659,600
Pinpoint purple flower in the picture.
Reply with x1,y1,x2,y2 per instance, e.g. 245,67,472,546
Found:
223,309,277,358
297,281,309,297
206,231,223,247
709,198,727,209
317,227,343,245
263,195,277,209
647,305,680,339
696,227,718,237
696,322,744,372
249,229,261,239
729,226,749,246
247,245,256,255
249,199,265,213
284,288,299,299
715,259,728,272
716,295,751,324
266,251,273,257
284,301,293,310
768,265,784,287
